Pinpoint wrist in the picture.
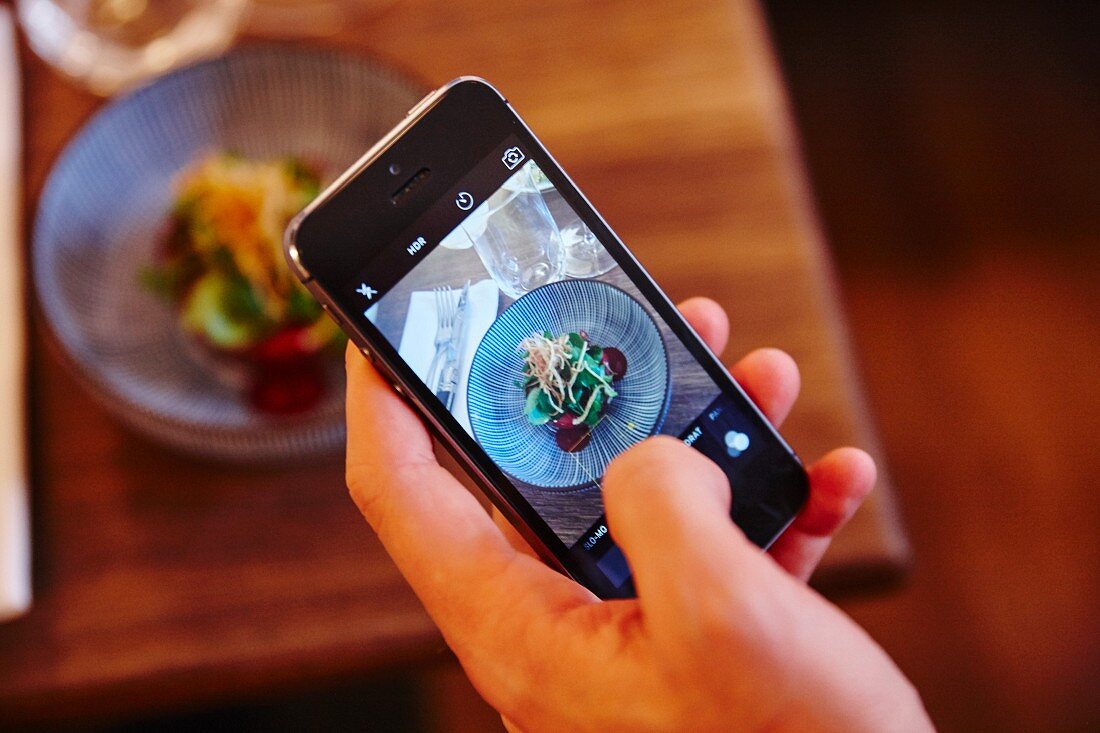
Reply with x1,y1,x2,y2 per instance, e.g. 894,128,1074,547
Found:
762,669,932,733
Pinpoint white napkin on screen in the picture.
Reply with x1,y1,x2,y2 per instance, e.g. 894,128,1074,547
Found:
397,279,499,435
0,8,31,623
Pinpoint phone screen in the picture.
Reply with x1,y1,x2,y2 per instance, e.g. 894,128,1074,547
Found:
349,135,805,594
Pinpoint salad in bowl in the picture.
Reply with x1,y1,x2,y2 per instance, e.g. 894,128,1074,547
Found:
520,330,628,452
143,153,343,413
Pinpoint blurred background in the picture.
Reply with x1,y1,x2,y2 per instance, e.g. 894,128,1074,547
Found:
767,3,1098,731
0,1,1096,731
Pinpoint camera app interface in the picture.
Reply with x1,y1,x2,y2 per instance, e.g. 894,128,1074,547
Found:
360,140,775,590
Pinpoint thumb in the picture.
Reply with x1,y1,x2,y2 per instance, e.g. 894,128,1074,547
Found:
602,436,765,635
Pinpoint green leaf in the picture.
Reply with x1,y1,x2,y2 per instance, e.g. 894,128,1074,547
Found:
208,245,238,274
286,159,322,203
576,372,598,394
524,388,551,425
139,266,176,300
182,273,264,349
139,253,203,301
221,275,266,324
537,390,557,415
583,391,604,427
287,284,322,323
171,192,199,220
525,385,540,409
285,158,319,185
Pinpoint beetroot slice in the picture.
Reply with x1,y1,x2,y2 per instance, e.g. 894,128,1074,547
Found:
252,325,318,365
601,347,628,380
551,412,580,429
250,361,325,414
555,425,592,452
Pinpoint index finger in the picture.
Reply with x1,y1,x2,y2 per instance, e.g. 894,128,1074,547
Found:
344,345,588,643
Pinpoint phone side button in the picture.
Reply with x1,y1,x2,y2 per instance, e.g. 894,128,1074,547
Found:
321,303,348,329
368,361,402,393
322,304,373,363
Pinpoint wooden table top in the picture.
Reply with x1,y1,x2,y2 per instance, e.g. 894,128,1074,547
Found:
0,0,909,724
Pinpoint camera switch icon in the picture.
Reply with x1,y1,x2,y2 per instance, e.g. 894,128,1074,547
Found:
724,430,750,457
501,146,525,170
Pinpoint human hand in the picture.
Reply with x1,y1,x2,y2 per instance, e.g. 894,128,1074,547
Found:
345,297,931,732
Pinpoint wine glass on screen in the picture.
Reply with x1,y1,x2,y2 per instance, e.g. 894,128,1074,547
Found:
462,162,565,299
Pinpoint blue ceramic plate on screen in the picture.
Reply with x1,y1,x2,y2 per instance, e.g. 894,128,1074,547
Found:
33,47,424,461
467,280,670,491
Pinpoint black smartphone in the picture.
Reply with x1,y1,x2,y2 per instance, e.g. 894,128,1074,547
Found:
285,77,808,599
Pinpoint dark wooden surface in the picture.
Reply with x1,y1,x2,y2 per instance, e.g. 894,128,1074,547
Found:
0,0,910,724
766,3,1100,731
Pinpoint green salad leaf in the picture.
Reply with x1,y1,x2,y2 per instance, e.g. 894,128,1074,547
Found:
519,331,620,428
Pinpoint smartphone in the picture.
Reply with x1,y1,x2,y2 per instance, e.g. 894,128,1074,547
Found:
285,77,808,599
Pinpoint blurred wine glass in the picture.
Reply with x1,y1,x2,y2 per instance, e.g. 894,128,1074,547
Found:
245,0,397,37
18,0,247,95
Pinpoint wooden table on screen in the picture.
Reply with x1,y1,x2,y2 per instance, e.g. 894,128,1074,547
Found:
0,0,909,724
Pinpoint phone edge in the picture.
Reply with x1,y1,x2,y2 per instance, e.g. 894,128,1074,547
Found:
283,77,579,587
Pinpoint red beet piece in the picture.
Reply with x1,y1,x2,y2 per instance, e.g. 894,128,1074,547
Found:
601,347,628,379
252,325,317,365
551,412,580,429
250,361,325,414
555,425,592,452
